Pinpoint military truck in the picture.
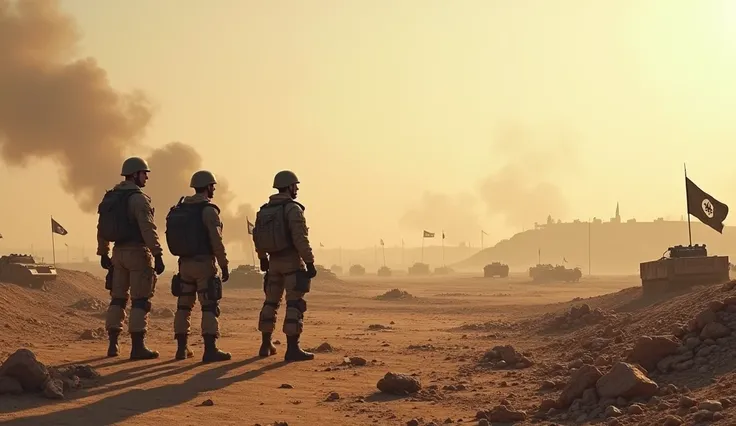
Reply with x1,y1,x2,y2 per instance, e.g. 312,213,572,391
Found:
377,266,392,277
0,254,57,289
484,262,509,278
640,244,729,296
529,264,581,283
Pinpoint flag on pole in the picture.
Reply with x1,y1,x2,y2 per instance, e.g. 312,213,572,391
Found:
423,230,434,238
442,232,445,239
481,230,488,235
246,219,255,235
380,239,384,246
319,242,324,248
64,243,68,247
51,218,68,235
0,233,3,238
686,177,729,233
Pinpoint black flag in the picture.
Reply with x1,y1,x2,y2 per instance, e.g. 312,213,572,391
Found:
51,218,68,235
686,177,728,233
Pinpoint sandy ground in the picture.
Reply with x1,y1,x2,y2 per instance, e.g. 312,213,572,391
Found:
1,269,735,426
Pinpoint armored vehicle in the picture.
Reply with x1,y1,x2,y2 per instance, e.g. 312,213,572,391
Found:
408,262,430,276
349,264,366,276
227,264,263,289
529,264,581,283
640,244,729,296
0,254,57,288
377,266,392,277
484,262,509,278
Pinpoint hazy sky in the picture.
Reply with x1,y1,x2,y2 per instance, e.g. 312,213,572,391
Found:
2,0,736,256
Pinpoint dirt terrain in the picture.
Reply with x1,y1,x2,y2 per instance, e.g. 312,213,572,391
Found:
1,268,736,425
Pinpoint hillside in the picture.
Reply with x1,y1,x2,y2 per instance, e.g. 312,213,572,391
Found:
453,220,736,274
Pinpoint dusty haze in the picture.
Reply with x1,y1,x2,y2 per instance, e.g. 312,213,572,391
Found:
1,0,736,263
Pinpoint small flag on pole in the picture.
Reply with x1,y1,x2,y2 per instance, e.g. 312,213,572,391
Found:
686,177,729,233
0,233,3,238
319,242,324,248
423,230,434,238
246,219,255,235
442,232,445,239
380,239,384,246
51,218,68,235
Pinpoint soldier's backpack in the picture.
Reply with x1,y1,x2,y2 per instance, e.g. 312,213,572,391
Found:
97,188,143,243
165,198,220,257
253,201,299,254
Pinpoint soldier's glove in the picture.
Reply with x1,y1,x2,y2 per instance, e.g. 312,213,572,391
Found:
100,254,112,270
306,262,317,279
221,267,230,283
259,258,269,272
154,254,165,275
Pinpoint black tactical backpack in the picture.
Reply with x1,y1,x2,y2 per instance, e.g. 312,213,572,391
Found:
97,188,143,243
165,199,220,257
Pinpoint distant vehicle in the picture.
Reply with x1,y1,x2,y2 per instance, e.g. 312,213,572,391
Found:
484,262,509,278
529,264,581,283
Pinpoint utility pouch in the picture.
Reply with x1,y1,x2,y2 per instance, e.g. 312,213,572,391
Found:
105,267,113,291
171,273,183,297
294,270,312,293
208,276,223,301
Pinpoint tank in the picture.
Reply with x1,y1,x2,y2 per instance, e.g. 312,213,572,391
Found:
408,262,430,276
315,264,339,280
377,266,392,277
227,264,263,289
639,244,730,296
529,264,581,283
484,262,509,278
349,264,366,276
0,254,57,288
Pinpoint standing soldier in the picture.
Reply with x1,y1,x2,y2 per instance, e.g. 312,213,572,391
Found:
96,157,166,360
165,170,231,363
252,170,317,361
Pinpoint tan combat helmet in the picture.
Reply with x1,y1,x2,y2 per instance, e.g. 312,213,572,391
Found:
273,170,299,189
190,170,218,188
120,157,151,176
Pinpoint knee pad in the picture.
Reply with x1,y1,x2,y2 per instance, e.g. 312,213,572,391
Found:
260,302,278,323
177,305,192,312
286,298,307,313
202,302,221,318
131,298,152,313
110,298,128,308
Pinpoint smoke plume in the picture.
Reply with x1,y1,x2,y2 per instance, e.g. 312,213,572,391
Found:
478,122,579,228
399,191,481,244
0,0,254,249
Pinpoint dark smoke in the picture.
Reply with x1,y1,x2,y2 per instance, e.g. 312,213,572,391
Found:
478,122,579,228
0,0,254,249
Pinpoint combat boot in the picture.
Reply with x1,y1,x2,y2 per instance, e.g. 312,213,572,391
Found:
175,333,194,360
129,331,160,360
202,335,231,363
284,335,314,362
258,332,277,357
107,329,120,357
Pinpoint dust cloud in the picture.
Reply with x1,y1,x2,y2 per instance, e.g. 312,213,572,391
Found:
399,191,481,244
478,122,580,229
0,0,254,248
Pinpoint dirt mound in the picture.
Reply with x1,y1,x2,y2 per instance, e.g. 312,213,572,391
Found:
375,289,416,301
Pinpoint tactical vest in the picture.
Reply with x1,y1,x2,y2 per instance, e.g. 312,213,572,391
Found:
165,200,220,257
253,200,303,254
97,188,145,244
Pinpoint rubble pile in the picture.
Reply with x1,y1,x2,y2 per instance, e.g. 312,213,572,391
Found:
0,348,100,399
71,298,106,311
480,344,533,369
548,303,615,330
375,289,415,301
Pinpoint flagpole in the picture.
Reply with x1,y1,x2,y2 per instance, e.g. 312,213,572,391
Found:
441,230,445,267
684,163,692,246
382,242,386,267
421,233,425,263
481,230,484,250
50,215,56,266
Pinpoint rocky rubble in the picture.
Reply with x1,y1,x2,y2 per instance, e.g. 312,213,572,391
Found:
376,372,422,395
0,348,99,399
548,303,614,330
480,345,533,369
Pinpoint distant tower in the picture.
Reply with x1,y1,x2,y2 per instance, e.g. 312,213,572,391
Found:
612,202,621,223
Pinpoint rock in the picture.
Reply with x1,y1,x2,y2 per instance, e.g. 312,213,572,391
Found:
724,296,736,305
540,380,555,390
325,392,340,401
695,309,717,329
200,398,214,406
723,280,736,291
604,405,622,417
696,346,715,357
348,357,367,366
700,322,730,340
79,327,105,340
693,409,714,422
582,388,598,405
477,405,527,423
708,301,725,312
477,420,489,426
627,404,644,414
685,337,701,349
557,364,603,408
596,362,658,399
0,376,23,395
377,372,421,395
697,400,723,411
627,336,679,370
679,395,697,408
279,383,293,389
539,399,557,411
662,415,683,426
487,345,533,368
657,352,694,373
42,378,64,399
0,349,50,391
406,420,420,426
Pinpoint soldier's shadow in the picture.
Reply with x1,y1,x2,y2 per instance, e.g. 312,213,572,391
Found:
1,357,289,425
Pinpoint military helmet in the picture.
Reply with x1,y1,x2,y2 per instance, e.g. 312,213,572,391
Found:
190,170,218,188
273,170,299,189
120,157,151,176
